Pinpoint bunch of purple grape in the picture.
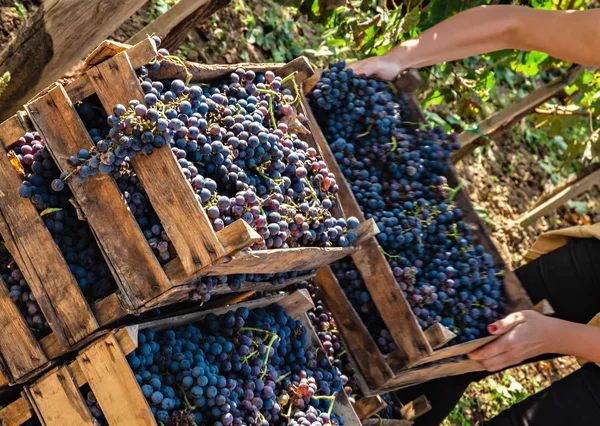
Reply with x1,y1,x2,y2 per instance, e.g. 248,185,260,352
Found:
11,133,117,303
127,304,346,425
0,242,49,338
309,61,506,346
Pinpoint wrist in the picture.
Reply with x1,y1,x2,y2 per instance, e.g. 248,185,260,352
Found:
542,316,574,355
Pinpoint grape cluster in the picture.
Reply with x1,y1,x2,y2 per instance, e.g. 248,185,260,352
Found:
83,387,107,425
307,295,353,401
127,304,346,425
309,61,506,346
29,37,360,301
11,133,117,303
0,243,49,338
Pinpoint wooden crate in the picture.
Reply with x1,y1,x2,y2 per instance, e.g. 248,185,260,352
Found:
0,38,377,387
0,290,361,426
305,71,551,395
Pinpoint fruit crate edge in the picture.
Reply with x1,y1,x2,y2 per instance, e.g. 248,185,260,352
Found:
305,70,552,395
0,290,362,426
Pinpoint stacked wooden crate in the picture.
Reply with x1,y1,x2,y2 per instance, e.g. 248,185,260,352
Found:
0,290,363,426
301,71,552,396
0,38,377,388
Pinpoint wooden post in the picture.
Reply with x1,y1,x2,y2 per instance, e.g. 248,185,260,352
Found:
353,396,388,419
128,0,230,47
159,0,231,52
453,66,586,163
0,0,147,121
516,167,600,227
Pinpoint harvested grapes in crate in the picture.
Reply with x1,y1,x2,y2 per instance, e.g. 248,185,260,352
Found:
302,62,545,394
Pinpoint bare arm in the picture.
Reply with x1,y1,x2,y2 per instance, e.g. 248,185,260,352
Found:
350,6,600,80
467,310,600,372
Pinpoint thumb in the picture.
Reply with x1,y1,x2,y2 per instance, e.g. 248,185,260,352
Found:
487,312,526,335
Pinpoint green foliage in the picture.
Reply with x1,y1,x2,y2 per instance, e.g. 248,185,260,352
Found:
150,0,177,19
0,72,10,98
11,2,27,20
443,371,539,425
237,0,318,63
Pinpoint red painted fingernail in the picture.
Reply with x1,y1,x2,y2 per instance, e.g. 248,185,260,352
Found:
488,324,498,333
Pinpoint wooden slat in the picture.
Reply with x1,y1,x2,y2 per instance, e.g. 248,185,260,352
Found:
166,218,375,283
0,115,27,149
0,396,33,426
362,419,413,426
0,0,147,121
150,60,288,83
87,50,226,275
399,395,432,421
77,334,156,426
26,84,171,310
273,56,315,86
160,0,231,52
93,294,130,328
423,323,456,350
453,66,585,163
164,218,261,285
66,37,160,104
315,266,393,390
140,292,294,332
351,239,433,367
202,245,356,275
28,366,95,426
516,167,600,227
0,137,97,346
376,356,486,393
0,279,48,381
353,396,387,420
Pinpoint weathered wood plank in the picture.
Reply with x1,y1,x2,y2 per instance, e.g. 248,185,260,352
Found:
26,84,171,309
28,366,95,426
0,137,97,346
362,419,413,426
516,167,600,227
0,396,33,426
66,37,159,104
399,395,432,421
0,0,147,121
273,56,315,87
150,60,288,83
198,218,376,276
88,50,226,275
351,239,433,367
164,218,261,286
0,277,48,380
128,0,214,46
453,66,585,163
0,115,27,150
78,334,156,426
315,266,393,390
353,396,387,420
160,0,231,52
423,323,456,350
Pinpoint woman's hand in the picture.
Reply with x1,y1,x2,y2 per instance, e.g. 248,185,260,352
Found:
468,310,555,372
347,54,404,80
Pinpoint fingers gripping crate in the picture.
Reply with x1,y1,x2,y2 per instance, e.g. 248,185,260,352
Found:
304,71,552,395
0,290,361,426
0,39,377,385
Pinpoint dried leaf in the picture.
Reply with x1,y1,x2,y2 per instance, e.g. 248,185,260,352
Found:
8,150,25,180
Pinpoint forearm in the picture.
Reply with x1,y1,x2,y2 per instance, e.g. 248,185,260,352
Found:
547,318,600,365
386,6,600,72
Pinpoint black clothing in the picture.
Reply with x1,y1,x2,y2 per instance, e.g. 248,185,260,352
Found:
395,238,600,426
